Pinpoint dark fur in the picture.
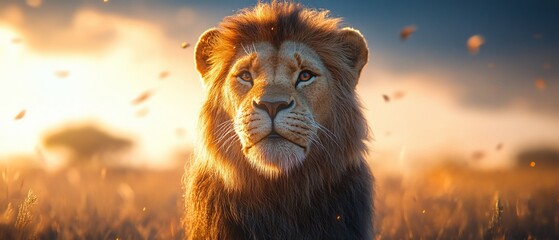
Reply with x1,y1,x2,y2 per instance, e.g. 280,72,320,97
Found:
184,2,374,239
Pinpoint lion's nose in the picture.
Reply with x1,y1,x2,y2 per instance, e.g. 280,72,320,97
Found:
253,99,294,119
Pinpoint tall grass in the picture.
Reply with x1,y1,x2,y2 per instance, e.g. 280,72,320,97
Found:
0,161,557,239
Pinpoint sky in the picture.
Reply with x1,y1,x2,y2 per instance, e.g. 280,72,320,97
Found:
0,0,558,170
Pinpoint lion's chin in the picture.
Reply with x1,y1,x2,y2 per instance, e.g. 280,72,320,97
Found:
245,138,306,178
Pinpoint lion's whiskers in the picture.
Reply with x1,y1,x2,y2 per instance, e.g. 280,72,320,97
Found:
214,120,235,143
240,43,250,55
251,43,257,55
311,121,342,150
212,119,243,155
309,132,334,161
223,134,240,154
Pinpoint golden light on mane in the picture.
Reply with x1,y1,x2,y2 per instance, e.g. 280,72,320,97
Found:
185,1,373,239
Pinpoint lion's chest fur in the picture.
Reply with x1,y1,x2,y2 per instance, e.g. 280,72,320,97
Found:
186,163,373,240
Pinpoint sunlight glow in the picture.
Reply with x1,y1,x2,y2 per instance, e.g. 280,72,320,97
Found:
0,10,202,169
1,5,557,171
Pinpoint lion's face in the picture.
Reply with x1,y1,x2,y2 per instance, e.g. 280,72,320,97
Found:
194,8,369,181
219,41,331,177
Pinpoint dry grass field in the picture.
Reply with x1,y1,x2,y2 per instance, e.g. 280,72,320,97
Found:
0,160,557,239
375,163,559,239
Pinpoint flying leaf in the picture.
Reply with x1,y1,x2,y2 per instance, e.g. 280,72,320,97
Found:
400,25,416,40
14,110,26,120
55,70,69,79
131,91,151,105
382,94,390,102
25,0,42,7
135,108,149,117
535,79,546,91
496,142,503,151
176,128,186,137
392,91,405,100
159,71,170,79
472,151,485,161
467,35,484,54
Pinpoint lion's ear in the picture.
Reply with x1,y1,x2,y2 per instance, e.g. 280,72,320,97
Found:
195,28,221,78
339,27,369,80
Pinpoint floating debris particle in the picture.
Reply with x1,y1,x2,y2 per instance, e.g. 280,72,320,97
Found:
382,94,390,102
159,71,170,79
496,143,503,151
535,79,546,91
14,110,26,120
392,91,405,100
131,91,151,105
467,35,485,54
472,151,485,161
400,25,416,40
55,70,69,79
181,42,190,49
530,161,536,168
135,108,149,117
176,128,186,137
26,0,42,7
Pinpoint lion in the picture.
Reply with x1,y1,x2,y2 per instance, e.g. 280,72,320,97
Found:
184,2,374,239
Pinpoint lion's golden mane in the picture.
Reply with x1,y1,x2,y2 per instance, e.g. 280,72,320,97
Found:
184,2,374,239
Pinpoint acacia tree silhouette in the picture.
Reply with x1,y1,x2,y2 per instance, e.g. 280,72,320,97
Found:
43,123,133,167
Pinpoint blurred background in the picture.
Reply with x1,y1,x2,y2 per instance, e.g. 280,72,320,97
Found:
0,0,558,239
1,0,558,171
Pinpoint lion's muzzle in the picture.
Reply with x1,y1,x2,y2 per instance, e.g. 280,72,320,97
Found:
252,97,294,120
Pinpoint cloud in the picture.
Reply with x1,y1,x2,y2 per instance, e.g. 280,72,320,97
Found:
365,54,559,118
0,3,209,56
0,7,205,169
456,73,559,117
359,68,559,170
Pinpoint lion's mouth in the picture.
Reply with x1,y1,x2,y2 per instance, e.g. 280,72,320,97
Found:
246,131,307,151
267,130,282,139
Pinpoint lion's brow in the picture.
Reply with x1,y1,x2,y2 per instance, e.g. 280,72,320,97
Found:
249,53,259,71
294,52,302,68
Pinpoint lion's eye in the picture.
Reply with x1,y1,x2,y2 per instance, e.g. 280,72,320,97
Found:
237,71,253,83
296,70,316,87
